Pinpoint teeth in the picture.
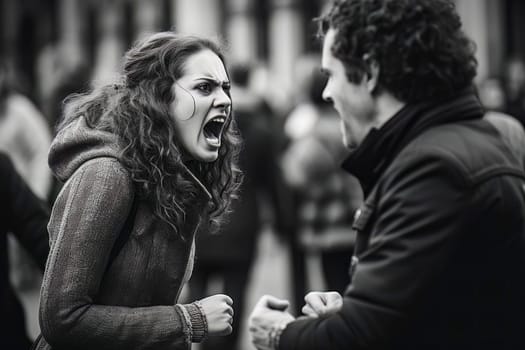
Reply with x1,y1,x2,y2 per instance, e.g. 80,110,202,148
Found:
203,116,225,148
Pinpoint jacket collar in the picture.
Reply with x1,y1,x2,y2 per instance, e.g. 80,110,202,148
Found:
342,87,485,195
180,163,213,201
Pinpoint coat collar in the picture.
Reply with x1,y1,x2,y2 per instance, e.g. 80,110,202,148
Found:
180,163,213,201
342,87,485,195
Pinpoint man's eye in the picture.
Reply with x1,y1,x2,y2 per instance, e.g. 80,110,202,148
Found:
196,83,211,93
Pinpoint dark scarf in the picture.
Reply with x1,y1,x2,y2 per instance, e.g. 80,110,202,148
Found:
342,88,485,195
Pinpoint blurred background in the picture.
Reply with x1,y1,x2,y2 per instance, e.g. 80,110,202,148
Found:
2,0,525,349
3,0,524,116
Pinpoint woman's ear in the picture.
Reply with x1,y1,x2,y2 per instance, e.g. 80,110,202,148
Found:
172,82,196,121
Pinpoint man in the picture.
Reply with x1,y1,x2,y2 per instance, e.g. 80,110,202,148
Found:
249,0,525,349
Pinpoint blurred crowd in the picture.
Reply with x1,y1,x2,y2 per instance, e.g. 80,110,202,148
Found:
3,32,525,349
478,57,525,123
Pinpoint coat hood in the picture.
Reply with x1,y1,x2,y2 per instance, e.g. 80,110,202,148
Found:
48,116,213,200
48,117,123,182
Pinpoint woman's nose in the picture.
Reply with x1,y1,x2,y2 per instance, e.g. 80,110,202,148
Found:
214,89,231,112
215,89,231,107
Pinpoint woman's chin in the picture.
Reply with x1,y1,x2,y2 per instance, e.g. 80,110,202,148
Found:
193,149,219,163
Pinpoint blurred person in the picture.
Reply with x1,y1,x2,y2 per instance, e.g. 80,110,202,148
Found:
0,152,49,350
280,55,322,314
46,63,92,132
484,111,525,168
189,62,290,350
248,61,292,153
245,59,308,317
283,55,328,143
282,67,362,294
0,58,52,292
478,77,506,112
0,58,53,200
36,42,91,131
249,1,525,349
250,63,292,121
477,78,525,166
502,57,525,126
34,32,242,350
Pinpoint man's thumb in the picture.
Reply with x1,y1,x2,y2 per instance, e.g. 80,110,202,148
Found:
265,295,290,311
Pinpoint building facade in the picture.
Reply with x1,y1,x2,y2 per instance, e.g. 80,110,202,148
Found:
0,0,523,112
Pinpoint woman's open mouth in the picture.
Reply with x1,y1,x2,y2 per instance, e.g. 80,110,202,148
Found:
203,115,227,147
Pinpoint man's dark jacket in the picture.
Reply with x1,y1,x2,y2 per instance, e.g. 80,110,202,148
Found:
0,152,49,349
279,89,525,349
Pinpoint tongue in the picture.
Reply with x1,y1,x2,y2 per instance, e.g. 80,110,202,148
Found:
205,135,220,147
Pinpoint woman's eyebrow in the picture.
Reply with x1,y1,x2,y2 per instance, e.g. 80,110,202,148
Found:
195,77,230,86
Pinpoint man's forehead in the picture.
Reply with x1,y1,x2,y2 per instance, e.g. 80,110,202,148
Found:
322,28,337,51
321,28,337,70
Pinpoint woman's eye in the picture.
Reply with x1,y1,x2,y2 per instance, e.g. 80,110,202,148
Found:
196,83,212,93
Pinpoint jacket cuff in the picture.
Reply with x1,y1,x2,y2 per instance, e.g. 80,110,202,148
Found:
269,318,289,349
178,302,208,343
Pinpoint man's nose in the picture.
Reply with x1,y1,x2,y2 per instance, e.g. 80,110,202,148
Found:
322,86,332,103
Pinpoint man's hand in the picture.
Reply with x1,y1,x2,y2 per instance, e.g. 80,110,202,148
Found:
249,295,295,350
302,291,343,317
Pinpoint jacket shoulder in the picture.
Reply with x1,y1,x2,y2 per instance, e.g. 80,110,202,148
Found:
68,157,129,181
394,119,524,185
56,157,133,207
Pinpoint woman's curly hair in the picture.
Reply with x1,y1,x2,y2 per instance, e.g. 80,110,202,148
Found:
59,32,242,240
318,0,478,103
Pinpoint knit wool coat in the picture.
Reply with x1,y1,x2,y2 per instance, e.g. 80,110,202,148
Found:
38,117,210,350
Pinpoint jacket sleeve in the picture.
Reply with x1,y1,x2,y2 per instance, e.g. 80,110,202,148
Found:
279,149,473,349
39,158,194,350
1,153,49,269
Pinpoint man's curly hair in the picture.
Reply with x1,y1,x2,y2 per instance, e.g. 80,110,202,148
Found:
319,0,478,103
59,32,242,240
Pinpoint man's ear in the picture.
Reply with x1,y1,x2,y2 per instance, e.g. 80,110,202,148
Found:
363,54,380,93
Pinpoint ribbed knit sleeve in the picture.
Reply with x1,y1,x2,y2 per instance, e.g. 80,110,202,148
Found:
176,302,208,343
